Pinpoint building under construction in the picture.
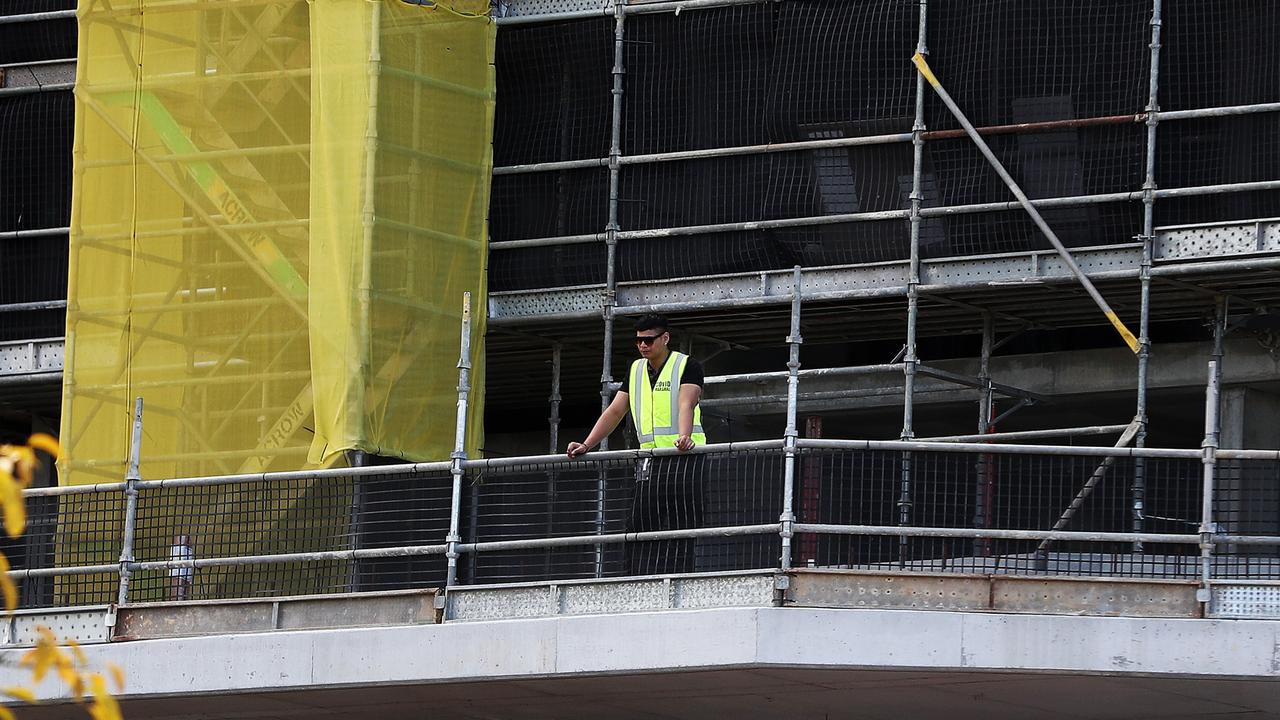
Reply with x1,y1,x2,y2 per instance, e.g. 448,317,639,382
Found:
1,1,1280,717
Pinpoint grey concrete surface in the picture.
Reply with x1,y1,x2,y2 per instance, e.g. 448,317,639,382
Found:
4,605,1277,719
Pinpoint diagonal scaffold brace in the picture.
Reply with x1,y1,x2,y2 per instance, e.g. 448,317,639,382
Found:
911,53,1140,354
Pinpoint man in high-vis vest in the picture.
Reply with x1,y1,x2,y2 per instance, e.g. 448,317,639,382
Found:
567,314,707,573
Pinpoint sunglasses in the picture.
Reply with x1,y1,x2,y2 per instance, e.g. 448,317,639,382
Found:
634,334,665,346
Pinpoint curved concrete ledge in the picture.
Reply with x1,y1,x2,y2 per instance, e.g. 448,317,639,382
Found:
4,605,1276,708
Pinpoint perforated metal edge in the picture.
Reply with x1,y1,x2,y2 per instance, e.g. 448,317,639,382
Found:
1155,219,1280,261
488,244,1147,320
494,0,610,18
2,607,110,647
1209,582,1280,619
0,338,65,376
445,571,776,621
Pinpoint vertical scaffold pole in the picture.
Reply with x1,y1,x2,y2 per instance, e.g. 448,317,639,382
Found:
973,312,994,556
594,1,627,578
446,293,474,588
549,343,563,454
1198,300,1226,611
116,397,144,608
601,1,625,436
1134,0,1163,551
899,0,929,568
546,343,562,577
780,267,804,571
356,0,382,445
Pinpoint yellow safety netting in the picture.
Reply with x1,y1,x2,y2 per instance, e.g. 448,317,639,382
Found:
63,0,491,485
309,0,491,465
56,0,492,601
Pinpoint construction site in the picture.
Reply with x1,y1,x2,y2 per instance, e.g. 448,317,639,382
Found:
0,0,1279,718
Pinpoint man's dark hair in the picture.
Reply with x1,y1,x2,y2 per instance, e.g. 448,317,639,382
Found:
633,314,670,334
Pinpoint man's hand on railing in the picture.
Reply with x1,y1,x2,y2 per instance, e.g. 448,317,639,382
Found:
675,434,696,452
566,441,591,459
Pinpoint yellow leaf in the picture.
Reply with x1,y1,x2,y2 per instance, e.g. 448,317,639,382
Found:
87,674,122,720
26,434,60,459
1,686,36,703
22,626,61,683
0,553,16,612
35,626,57,646
107,663,125,693
0,705,14,720
6,447,34,487
67,639,88,667
0,468,25,538
22,645,54,683
57,660,82,699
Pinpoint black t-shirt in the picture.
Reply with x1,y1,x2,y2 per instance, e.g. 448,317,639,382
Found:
642,354,704,390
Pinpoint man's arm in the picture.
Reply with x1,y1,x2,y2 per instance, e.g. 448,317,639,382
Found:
567,390,629,458
675,383,702,452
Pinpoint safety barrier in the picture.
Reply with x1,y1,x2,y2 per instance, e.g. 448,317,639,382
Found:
11,437,1278,610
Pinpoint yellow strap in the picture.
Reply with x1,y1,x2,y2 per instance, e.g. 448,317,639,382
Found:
1105,311,1142,354
912,52,941,88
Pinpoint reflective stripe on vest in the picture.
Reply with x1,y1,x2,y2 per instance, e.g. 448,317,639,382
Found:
627,351,706,450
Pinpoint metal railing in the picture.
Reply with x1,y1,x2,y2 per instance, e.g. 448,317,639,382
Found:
11,436,1279,611
8,0,1279,616
12,290,1280,614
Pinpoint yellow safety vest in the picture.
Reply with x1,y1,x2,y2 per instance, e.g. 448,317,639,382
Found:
628,351,706,450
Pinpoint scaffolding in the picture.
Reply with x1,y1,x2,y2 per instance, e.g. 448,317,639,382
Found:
482,0,1280,449
1,0,1279,609
471,0,1280,582
7,303,1280,611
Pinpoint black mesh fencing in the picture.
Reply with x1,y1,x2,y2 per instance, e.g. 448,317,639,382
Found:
0,90,72,341
490,169,610,244
492,17,614,166
125,470,452,603
15,490,124,609
622,3,774,155
1160,1,1280,112
1155,191,1280,231
0,1,76,65
940,205,1145,259
926,1,1151,131
1213,458,1280,580
489,241,607,293
622,1,917,154
488,0,1280,292
462,448,784,584
0,92,72,233
796,448,1203,579
10,447,1280,608
1154,113,1280,227
926,125,1145,208
129,477,355,603
0,230,68,342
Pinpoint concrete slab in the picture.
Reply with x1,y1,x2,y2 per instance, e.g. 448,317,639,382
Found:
930,676,1244,720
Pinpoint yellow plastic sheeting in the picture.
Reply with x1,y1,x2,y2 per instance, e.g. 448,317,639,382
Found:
308,0,493,465
57,0,492,602
61,0,493,488
64,0,315,488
